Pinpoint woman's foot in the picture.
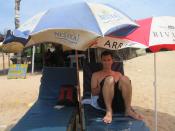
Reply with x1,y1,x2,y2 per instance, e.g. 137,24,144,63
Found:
103,111,112,124
125,108,144,120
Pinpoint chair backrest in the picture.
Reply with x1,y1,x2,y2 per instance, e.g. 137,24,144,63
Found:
38,67,77,103
83,61,124,98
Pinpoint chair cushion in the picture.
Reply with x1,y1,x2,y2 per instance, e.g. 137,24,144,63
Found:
12,100,76,131
83,104,149,131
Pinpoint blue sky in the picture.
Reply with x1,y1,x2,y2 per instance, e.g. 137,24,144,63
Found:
0,0,175,33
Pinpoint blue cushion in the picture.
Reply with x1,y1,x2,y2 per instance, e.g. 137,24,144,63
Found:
83,104,149,131
12,67,77,131
12,101,76,131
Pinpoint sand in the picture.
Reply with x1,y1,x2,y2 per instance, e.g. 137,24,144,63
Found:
124,51,175,131
0,51,175,131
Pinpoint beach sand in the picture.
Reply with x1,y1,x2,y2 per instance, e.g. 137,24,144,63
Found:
0,51,175,131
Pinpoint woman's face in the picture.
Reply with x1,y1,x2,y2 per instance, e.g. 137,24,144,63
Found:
101,55,113,70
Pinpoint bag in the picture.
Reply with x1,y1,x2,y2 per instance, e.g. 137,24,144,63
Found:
57,85,78,106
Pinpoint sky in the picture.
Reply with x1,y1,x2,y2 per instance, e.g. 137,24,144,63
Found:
0,0,175,33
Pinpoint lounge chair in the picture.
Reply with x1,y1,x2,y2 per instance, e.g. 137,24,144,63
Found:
82,61,150,131
12,67,78,131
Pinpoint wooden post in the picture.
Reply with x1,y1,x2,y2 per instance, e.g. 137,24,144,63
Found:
2,52,5,74
31,46,35,74
8,53,10,68
41,44,45,67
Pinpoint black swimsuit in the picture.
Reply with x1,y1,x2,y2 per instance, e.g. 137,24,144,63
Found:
97,76,125,113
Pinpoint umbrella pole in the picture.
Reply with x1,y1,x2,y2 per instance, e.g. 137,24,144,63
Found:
153,53,157,131
75,50,81,101
2,52,5,74
87,49,90,62
75,50,83,130
31,46,35,74
8,53,10,68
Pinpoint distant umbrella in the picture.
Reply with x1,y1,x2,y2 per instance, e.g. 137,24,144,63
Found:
2,30,28,53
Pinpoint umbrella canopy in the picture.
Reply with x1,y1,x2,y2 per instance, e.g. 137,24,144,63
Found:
2,1,138,52
122,16,175,52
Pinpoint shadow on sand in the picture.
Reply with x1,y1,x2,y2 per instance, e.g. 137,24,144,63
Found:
133,106,175,131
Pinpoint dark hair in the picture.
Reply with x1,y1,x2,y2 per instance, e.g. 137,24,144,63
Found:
101,50,113,58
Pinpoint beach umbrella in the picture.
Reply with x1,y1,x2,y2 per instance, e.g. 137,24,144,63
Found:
11,1,138,51
96,16,175,51
2,30,28,53
123,16,175,52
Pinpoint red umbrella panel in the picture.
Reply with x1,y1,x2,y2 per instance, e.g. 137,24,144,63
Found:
121,16,175,52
